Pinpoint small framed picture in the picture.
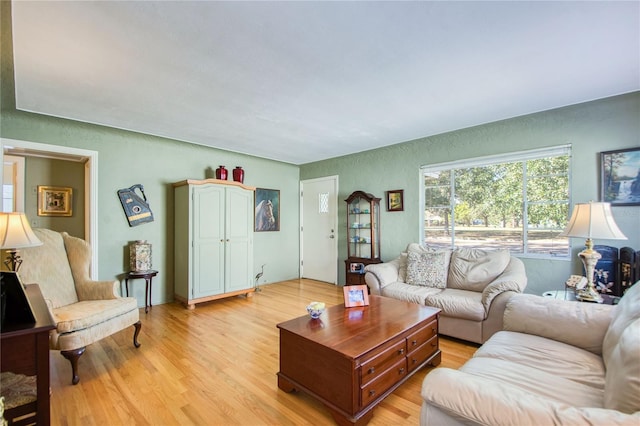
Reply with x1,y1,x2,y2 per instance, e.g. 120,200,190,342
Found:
37,186,73,217
343,285,370,308
600,147,640,206
349,262,365,273
386,189,404,212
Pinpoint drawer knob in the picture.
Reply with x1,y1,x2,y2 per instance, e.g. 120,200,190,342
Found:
369,390,376,396
412,339,418,346
368,367,375,374
398,348,404,355
399,367,405,374
412,358,418,364
431,342,437,347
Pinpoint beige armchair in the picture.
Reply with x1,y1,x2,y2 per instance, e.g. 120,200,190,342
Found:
18,229,141,385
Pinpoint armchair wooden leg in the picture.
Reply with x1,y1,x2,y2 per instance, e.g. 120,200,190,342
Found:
133,321,142,348
61,347,86,385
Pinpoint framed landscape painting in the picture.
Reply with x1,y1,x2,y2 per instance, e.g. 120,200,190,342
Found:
601,147,640,206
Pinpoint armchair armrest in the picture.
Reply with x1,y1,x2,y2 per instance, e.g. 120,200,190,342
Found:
75,280,119,301
504,294,613,355
422,368,640,425
481,257,527,311
364,257,401,295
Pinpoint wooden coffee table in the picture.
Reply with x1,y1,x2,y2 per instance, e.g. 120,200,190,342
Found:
277,295,441,425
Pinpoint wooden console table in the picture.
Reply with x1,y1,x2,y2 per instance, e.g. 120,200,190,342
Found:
277,295,441,425
1,284,55,425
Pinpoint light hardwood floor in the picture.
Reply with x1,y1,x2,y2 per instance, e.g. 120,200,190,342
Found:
49,279,478,425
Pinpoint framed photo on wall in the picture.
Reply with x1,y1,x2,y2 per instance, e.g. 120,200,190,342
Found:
255,188,280,231
386,189,404,212
601,147,640,206
343,285,370,308
37,186,73,217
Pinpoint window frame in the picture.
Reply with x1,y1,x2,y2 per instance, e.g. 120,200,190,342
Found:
419,145,572,259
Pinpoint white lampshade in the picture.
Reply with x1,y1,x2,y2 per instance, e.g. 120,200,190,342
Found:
0,212,43,249
559,201,627,240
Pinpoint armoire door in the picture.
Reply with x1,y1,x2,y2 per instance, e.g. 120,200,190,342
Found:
193,185,225,298
225,186,254,292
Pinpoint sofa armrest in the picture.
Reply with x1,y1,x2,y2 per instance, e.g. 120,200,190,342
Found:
364,258,401,295
481,257,527,311
422,368,640,425
504,293,613,355
75,280,120,301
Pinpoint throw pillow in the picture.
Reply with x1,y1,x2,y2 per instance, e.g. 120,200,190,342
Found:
398,252,408,283
406,250,450,288
447,248,510,292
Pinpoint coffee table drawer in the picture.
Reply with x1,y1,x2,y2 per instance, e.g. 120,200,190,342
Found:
408,335,438,372
360,339,406,385
407,318,438,351
360,358,408,407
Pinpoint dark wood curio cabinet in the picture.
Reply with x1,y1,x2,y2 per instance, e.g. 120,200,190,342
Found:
345,191,381,285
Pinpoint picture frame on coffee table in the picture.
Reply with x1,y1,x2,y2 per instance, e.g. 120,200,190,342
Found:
343,284,369,307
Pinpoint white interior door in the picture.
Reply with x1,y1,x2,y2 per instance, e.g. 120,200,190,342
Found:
300,176,338,284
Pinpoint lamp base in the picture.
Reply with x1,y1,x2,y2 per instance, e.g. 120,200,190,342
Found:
577,242,603,304
575,288,603,303
3,250,22,272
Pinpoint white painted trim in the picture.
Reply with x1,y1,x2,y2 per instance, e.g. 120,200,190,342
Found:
3,155,26,212
1,138,99,278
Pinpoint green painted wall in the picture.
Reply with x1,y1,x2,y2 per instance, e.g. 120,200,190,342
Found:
300,92,640,295
25,157,85,238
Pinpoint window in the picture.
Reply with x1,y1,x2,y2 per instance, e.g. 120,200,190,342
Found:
421,145,571,258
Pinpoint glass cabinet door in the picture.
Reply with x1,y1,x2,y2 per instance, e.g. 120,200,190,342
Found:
345,191,381,262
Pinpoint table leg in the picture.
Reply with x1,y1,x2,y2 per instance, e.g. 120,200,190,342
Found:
148,277,153,309
144,279,149,314
125,279,129,297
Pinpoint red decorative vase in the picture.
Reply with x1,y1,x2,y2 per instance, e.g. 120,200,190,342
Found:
215,166,228,180
232,166,244,183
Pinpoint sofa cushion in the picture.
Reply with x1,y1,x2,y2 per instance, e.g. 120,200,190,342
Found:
448,248,510,292
425,289,485,321
406,250,450,288
476,331,606,391
381,282,441,305
603,319,640,414
459,356,604,409
603,281,640,414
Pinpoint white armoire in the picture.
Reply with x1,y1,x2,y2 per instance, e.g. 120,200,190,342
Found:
173,179,255,309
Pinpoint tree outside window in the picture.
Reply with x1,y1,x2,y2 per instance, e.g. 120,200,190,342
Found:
423,148,570,258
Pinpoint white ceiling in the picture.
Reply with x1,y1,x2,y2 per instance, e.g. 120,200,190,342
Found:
10,1,640,165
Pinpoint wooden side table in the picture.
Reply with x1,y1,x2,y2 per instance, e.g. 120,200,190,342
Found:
124,270,158,313
1,284,56,425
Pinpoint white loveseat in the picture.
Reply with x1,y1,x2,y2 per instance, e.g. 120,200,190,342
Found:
364,244,527,344
420,281,640,425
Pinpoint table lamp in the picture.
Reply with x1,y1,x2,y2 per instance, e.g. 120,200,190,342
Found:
559,201,627,303
0,212,43,272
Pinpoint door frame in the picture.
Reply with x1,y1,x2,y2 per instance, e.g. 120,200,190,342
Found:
1,138,99,278
299,175,339,284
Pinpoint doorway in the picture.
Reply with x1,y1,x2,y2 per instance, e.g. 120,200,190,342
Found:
1,138,99,277
300,176,338,284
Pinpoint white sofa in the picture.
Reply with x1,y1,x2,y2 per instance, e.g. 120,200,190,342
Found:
364,244,527,344
420,280,640,425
